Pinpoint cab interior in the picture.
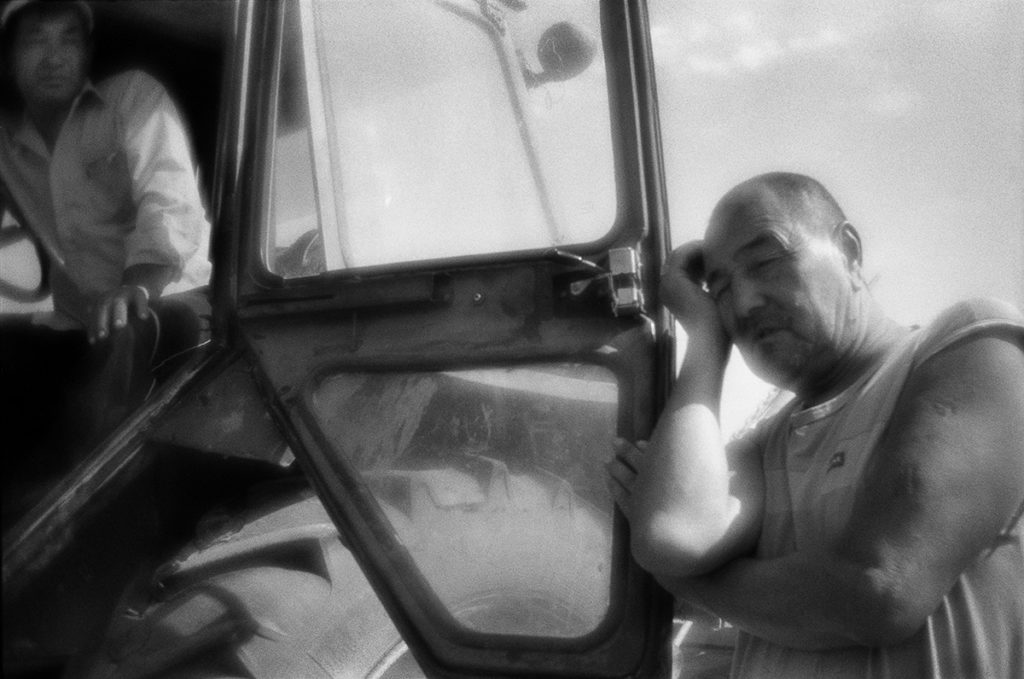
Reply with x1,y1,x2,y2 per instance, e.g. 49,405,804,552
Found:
0,3,289,678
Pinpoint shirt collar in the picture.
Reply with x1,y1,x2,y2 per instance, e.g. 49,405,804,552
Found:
77,79,103,106
7,79,100,157
787,327,918,430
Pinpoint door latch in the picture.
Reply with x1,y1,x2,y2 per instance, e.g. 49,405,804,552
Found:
607,247,644,317
546,246,646,317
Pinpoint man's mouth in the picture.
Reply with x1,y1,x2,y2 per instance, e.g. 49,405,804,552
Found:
36,68,70,81
37,74,68,87
752,327,786,342
736,311,795,346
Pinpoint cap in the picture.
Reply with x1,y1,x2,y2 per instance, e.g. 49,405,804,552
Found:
1,0,94,34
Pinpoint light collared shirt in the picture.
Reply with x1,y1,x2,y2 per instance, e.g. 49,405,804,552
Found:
0,69,211,326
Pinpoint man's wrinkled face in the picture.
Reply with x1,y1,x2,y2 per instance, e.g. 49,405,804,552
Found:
702,191,855,392
11,7,90,115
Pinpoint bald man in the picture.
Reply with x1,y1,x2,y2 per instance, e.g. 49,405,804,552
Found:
609,172,1024,678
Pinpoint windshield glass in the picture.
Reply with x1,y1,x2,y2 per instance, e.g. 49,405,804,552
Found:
267,0,615,277
310,363,617,637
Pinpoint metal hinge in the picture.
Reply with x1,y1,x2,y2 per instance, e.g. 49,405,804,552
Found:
607,247,644,317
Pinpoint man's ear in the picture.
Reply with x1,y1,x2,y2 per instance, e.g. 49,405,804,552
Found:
833,221,863,271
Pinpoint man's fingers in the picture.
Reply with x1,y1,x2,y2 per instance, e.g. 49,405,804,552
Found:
605,461,633,517
680,246,708,285
111,295,129,331
606,456,636,487
666,241,707,285
612,440,638,473
613,437,647,473
607,437,652,519
90,295,113,343
129,286,150,319
90,287,148,343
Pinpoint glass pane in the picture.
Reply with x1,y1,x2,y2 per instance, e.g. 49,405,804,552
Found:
310,364,618,637
266,0,616,276
267,2,321,278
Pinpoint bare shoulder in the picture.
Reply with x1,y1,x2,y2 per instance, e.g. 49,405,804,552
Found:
837,318,1024,626
915,297,1024,361
910,329,1024,410
885,325,1024,473
858,319,1024,543
896,298,1024,435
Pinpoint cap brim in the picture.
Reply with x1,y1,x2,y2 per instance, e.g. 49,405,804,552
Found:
1,0,94,33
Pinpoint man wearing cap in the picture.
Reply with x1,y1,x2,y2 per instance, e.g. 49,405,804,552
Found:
0,0,211,511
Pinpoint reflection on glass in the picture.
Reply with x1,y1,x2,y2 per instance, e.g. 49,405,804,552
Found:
311,364,617,637
267,0,616,276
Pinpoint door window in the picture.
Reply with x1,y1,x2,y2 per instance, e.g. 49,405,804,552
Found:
310,364,618,638
267,0,616,276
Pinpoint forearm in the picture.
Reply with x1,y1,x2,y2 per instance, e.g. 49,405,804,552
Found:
660,552,914,650
630,330,738,573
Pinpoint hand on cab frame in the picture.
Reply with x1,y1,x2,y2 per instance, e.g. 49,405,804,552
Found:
88,285,151,345
607,438,648,522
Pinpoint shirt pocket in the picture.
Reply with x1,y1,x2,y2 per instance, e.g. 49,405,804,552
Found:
83,145,135,223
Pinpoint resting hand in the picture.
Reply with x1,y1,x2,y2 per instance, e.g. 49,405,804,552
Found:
607,438,648,521
661,241,728,347
88,285,150,344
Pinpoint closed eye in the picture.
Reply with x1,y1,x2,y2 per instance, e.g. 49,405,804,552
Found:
706,276,730,302
747,252,792,276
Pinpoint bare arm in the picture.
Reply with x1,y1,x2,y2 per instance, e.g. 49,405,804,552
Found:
612,243,765,576
657,332,1024,648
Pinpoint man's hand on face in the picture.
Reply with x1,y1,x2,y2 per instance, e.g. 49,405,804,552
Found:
88,285,150,344
661,241,729,348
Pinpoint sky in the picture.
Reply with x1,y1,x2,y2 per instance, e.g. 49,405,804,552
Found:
2,0,1020,433
647,0,1024,433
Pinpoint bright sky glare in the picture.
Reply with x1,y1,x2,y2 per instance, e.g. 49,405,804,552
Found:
649,0,1024,434
2,1,1020,436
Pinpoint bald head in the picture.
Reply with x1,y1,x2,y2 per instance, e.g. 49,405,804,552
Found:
697,172,878,396
709,172,847,244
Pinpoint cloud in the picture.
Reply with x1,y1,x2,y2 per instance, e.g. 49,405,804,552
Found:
786,26,844,53
651,6,848,76
931,0,1008,26
867,88,920,116
734,39,784,70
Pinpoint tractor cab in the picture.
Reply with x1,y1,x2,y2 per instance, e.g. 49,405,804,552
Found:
2,1,720,678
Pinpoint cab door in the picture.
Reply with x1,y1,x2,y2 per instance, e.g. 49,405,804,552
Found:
223,1,674,676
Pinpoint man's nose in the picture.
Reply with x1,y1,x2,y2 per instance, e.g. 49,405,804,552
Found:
41,42,68,67
730,275,765,319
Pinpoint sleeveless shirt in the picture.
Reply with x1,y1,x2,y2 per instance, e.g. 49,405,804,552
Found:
732,298,1024,679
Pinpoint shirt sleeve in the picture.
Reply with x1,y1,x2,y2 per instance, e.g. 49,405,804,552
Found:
116,71,209,279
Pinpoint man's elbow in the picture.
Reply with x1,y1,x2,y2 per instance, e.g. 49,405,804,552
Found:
845,574,937,647
849,609,929,648
629,514,730,577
